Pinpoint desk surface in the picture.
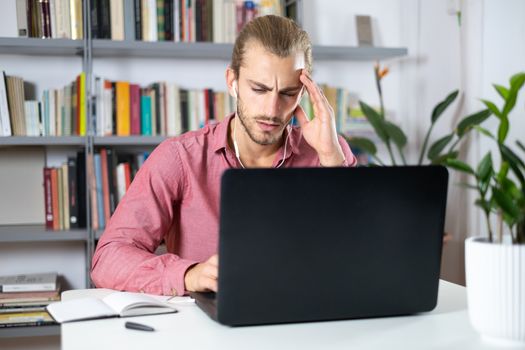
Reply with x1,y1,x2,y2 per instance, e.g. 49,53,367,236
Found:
62,281,502,350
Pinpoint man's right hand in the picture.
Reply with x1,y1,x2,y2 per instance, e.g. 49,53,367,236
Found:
184,254,218,293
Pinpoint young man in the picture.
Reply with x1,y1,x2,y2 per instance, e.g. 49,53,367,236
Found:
91,15,356,296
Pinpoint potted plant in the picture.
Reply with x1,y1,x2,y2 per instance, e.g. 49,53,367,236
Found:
444,72,525,345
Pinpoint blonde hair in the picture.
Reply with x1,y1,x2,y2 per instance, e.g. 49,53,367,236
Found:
230,15,313,79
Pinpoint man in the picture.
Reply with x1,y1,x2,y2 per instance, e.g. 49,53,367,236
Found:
91,15,356,296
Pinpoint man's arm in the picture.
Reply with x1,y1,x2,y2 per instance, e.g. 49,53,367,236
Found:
90,141,197,296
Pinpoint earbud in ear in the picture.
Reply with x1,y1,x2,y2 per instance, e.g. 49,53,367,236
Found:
232,80,238,99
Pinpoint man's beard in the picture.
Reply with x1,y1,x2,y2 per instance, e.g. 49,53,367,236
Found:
236,97,287,146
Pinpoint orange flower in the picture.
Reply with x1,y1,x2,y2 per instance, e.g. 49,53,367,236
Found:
374,62,390,80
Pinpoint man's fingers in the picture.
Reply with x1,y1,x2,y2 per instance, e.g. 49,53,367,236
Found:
200,276,218,292
207,254,219,267
203,264,218,280
300,72,323,106
294,104,309,126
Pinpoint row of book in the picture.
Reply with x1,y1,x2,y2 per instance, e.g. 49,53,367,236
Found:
43,152,87,230
86,148,149,232
0,70,87,137
15,0,83,39
0,272,60,328
13,0,292,43
300,85,377,139
91,0,287,43
93,78,235,137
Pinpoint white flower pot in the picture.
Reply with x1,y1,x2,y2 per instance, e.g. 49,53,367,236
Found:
465,236,525,345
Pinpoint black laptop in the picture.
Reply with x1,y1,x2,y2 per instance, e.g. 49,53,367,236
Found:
190,166,448,326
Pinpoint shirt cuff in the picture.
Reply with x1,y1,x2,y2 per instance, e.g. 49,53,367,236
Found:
163,258,199,296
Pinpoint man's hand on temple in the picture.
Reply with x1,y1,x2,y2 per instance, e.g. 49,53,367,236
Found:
184,254,219,293
294,69,346,167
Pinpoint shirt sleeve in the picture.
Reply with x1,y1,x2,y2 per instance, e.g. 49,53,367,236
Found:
317,135,358,167
90,140,197,296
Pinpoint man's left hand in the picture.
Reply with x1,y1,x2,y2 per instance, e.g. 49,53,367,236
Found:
294,69,345,167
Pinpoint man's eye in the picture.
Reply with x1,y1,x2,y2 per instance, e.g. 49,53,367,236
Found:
252,88,265,93
281,92,296,97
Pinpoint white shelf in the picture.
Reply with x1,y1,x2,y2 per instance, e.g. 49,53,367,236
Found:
0,225,88,243
0,324,60,338
0,136,86,146
93,136,168,146
0,37,83,56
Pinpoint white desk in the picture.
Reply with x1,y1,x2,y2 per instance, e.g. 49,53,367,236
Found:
61,281,505,350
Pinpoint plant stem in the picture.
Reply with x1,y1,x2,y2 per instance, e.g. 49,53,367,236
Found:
371,154,386,166
418,125,434,165
447,137,461,154
397,147,407,165
498,211,503,243
484,210,493,243
386,143,397,166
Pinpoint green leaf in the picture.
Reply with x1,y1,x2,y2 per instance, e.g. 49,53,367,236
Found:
500,144,525,187
517,140,525,153
497,161,510,183
456,109,492,137
431,90,459,123
444,158,475,175
481,99,501,118
510,72,525,91
383,121,407,149
359,101,389,143
498,115,509,143
473,125,495,139
345,136,377,155
477,152,493,183
493,187,522,222
475,199,492,213
493,84,509,100
427,134,454,160
431,151,459,165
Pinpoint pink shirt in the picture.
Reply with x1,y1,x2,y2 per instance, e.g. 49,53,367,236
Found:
91,115,356,295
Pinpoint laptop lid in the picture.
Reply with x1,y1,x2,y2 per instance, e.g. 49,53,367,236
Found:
215,166,448,326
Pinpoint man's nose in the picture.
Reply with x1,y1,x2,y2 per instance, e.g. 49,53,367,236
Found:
264,91,282,117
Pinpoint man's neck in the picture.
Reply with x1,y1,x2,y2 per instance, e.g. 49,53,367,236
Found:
228,117,284,168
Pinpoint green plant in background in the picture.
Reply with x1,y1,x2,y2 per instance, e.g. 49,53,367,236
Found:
344,63,492,166
444,72,525,244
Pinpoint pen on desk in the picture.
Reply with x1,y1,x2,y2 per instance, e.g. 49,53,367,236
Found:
125,321,155,332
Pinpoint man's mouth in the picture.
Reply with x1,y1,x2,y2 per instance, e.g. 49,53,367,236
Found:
256,120,281,132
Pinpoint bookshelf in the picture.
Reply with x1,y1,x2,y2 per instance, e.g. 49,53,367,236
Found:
0,0,408,339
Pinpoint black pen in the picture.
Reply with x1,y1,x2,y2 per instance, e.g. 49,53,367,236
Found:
125,321,155,332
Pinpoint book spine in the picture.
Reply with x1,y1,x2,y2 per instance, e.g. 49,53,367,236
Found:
156,0,165,41
134,0,142,40
164,0,172,41
76,151,87,228
140,93,152,135
61,162,70,230
86,153,98,232
100,149,111,226
99,0,111,39
70,0,83,40
116,81,130,136
129,84,141,135
15,0,29,37
79,72,86,136
106,148,118,214
94,153,104,230
0,71,12,136
43,167,53,229
67,157,79,228
50,168,59,230
90,0,99,38
124,0,136,40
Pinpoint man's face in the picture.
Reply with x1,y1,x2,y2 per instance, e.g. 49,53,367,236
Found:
235,42,304,146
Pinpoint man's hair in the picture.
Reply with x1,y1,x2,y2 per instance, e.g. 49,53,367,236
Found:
230,15,313,79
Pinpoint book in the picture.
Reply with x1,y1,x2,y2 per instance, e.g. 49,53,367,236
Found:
0,272,57,293
0,311,55,328
46,291,177,323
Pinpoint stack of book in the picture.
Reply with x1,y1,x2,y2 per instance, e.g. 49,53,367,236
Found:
0,70,87,137
0,272,60,328
93,78,235,137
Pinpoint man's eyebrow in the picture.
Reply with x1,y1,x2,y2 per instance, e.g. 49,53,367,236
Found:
247,80,302,93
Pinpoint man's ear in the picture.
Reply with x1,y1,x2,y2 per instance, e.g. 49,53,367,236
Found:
225,68,237,99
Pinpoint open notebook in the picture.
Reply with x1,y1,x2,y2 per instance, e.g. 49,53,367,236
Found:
47,292,177,323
